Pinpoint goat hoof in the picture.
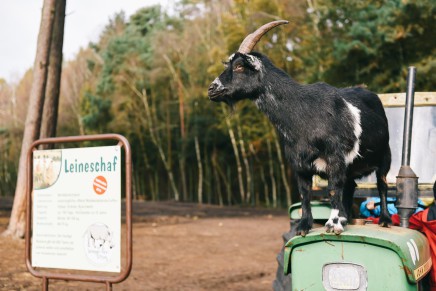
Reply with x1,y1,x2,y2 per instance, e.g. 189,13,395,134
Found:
334,226,344,235
325,224,344,235
379,221,392,228
296,225,310,237
325,216,347,235
379,215,392,227
296,218,313,237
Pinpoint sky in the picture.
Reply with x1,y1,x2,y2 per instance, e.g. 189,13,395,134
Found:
0,0,172,83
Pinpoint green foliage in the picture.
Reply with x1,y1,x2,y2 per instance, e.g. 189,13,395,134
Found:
80,92,112,132
298,0,436,92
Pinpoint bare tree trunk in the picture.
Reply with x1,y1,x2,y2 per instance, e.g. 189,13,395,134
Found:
195,136,203,204
250,143,269,207
211,148,224,206
223,106,245,203
227,167,232,205
212,148,229,206
3,0,57,238
274,132,292,206
40,0,66,144
137,135,150,200
142,89,180,201
125,83,180,201
261,166,270,207
236,123,251,204
205,151,212,204
267,138,277,208
153,172,158,201
213,164,223,206
121,77,180,200
179,157,188,201
163,54,188,201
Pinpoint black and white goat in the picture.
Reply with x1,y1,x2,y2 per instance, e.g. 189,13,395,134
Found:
208,20,392,235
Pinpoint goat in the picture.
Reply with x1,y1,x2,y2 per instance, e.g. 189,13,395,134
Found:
208,20,392,235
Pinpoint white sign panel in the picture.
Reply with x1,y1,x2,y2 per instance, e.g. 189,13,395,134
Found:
32,146,121,272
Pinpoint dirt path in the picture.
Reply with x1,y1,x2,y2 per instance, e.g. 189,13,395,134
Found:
0,200,290,290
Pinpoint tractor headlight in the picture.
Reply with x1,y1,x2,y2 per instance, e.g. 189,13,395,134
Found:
322,263,367,290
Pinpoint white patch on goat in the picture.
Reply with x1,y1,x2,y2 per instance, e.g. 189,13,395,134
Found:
212,77,225,90
328,209,339,221
344,100,362,165
228,53,262,71
313,158,327,172
245,54,263,71
325,209,347,234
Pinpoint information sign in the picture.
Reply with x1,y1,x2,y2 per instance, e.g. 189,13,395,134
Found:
31,145,121,272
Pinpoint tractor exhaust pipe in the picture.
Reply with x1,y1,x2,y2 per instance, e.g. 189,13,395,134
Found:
396,66,419,228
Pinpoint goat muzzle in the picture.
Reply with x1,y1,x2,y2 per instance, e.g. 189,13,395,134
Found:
208,81,225,101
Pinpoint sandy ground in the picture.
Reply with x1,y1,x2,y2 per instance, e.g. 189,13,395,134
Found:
0,199,290,290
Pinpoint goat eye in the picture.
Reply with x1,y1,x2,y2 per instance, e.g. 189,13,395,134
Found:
233,64,244,72
222,61,229,68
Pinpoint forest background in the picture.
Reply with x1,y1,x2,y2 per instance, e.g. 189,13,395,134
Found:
0,0,435,208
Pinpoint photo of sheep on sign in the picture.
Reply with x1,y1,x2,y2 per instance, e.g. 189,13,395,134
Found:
84,223,116,266
33,150,62,189
208,20,392,236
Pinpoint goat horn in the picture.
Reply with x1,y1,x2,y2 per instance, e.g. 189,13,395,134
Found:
237,20,289,54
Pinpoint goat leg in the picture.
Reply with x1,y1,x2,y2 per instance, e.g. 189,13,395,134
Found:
342,179,357,222
296,174,313,237
376,148,392,227
376,172,392,227
325,189,348,234
325,164,348,234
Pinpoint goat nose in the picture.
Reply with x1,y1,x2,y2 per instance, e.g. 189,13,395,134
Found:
208,82,218,93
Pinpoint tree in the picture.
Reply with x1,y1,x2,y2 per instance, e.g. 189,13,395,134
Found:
3,0,58,238
40,0,66,142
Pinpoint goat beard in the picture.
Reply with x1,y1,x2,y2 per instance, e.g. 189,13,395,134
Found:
222,98,237,114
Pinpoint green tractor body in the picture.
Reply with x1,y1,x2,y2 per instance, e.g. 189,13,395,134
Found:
284,224,432,290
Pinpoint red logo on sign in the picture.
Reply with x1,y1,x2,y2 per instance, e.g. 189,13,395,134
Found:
93,176,107,195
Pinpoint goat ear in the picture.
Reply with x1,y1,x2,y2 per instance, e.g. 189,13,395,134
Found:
243,54,262,71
